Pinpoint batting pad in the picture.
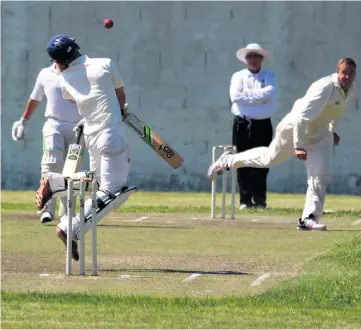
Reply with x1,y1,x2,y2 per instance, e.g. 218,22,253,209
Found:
74,185,137,239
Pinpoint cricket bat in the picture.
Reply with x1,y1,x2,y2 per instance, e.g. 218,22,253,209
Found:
122,107,184,169
62,124,84,176
58,123,84,217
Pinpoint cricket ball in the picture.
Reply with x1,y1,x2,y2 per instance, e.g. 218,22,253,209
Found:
104,18,114,29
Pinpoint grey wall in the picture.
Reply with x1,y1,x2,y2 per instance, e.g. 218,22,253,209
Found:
1,1,361,194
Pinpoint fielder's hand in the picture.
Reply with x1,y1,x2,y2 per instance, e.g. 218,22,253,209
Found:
74,118,85,132
295,148,307,161
121,103,129,120
12,118,27,141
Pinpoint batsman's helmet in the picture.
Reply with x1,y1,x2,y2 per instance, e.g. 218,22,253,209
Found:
47,35,80,63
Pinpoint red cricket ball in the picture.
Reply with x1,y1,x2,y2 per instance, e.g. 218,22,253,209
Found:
104,18,114,29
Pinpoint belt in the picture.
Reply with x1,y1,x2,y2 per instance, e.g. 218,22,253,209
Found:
235,115,270,122
234,115,271,137
46,116,61,120
234,115,252,133
46,116,79,123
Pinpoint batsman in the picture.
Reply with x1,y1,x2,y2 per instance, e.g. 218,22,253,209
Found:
12,53,83,224
36,35,136,260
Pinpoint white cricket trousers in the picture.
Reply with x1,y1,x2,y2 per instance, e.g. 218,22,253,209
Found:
228,115,332,221
58,124,130,239
85,124,130,194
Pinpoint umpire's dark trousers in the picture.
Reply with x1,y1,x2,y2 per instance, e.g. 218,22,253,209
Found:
232,115,273,207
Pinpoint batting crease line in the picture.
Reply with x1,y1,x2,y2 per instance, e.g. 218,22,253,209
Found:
251,272,271,287
123,216,150,222
134,216,149,222
182,273,201,282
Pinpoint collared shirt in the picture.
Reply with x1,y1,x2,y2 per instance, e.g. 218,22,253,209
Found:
229,68,276,119
59,55,125,136
291,73,355,148
30,64,81,123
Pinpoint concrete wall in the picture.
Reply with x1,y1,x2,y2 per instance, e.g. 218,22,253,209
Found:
2,1,361,194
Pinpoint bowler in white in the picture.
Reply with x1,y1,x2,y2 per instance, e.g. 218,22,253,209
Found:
208,57,356,231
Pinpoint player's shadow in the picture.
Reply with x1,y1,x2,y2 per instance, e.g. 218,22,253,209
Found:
98,224,195,230
102,268,252,276
323,229,361,232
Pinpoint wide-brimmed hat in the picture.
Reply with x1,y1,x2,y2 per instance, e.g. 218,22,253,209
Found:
236,43,271,64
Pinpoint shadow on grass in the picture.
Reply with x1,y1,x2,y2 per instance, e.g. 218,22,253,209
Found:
322,229,361,232
102,268,252,276
97,224,195,230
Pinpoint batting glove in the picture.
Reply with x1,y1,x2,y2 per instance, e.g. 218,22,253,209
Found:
73,118,85,132
121,103,129,120
12,117,28,141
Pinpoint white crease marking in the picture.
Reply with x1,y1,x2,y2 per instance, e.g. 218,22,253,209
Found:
182,273,201,282
251,273,271,287
352,219,361,225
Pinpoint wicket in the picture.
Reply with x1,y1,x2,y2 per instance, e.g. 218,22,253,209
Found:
66,178,98,276
211,145,237,219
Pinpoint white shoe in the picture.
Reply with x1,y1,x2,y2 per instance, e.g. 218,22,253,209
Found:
297,218,326,231
207,151,232,181
239,204,252,210
40,211,53,224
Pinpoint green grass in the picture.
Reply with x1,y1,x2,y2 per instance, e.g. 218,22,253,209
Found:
1,191,360,216
2,237,361,328
1,190,361,328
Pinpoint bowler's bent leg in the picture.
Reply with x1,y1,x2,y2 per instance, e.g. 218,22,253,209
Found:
208,120,294,181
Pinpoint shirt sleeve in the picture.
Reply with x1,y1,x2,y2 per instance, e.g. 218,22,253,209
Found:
29,70,45,101
329,84,355,132
293,79,334,148
108,59,124,89
230,72,276,106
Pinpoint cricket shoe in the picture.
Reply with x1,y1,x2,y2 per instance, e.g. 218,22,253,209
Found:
207,151,232,181
56,227,79,261
297,215,326,231
40,211,53,224
36,176,53,211
239,203,253,210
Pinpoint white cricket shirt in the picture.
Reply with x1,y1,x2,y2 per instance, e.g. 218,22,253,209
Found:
59,55,125,136
290,73,355,148
230,69,276,119
30,64,81,122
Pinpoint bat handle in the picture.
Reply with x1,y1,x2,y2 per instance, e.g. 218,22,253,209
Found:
121,105,128,121
73,119,85,132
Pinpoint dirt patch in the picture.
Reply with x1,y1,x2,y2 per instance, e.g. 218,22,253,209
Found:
2,212,40,221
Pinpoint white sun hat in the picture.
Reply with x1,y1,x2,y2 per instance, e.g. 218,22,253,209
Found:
236,43,272,64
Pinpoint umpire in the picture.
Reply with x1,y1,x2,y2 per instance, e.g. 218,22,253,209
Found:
230,43,276,209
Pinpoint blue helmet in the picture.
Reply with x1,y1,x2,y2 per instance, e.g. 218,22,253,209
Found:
47,34,80,63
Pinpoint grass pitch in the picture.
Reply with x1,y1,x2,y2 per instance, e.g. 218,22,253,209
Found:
1,191,360,328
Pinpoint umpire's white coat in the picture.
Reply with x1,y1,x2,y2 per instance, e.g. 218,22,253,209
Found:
229,73,355,220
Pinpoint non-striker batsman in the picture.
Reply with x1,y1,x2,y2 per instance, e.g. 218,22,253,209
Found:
12,57,83,224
